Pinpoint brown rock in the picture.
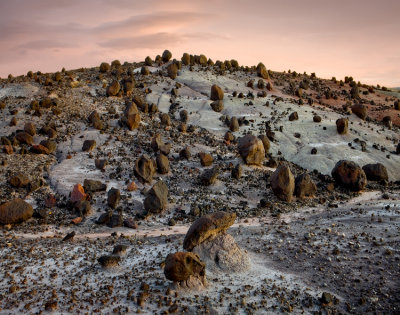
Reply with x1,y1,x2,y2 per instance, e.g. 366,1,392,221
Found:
144,180,168,213
82,140,96,152
257,63,269,79
270,165,295,202
181,53,190,65
289,112,298,121
351,104,368,120
107,188,120,209
160,113,171,126
295,173,317,199
135,155,156,183
24,122,36,136
362,163,388,181
30,144,50,154
71,184,86,203
210,84,224,101
164,252,205,283
232,164,242,179
183,211,236,251
162,50,172,62
106,81,120,97
16,132,33,145
257,135,270,153
156,154,170,174
0,198,33,225
238,134,265,165
313,115,322,123
167,63,178,80
99,62,110,72
83,179,107,193
9,173,30,188
179,147,191,160
122,113,141,130
210,100,224,112
331,160,367,191
199,167,219,186
229,117,239,132
141,66,150,75
336,118,348,134
199,152,213,167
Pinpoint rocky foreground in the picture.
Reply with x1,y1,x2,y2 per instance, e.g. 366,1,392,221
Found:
0,50,399,314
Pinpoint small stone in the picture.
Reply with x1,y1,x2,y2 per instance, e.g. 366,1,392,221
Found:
98,255,121,268
0,198,33,225
200,167,219,186
71,184,86,203
210,84,224,101
143,180,168,214
270,165,295,202
9,173,30,188
199,152,213,167
107,188,120,209
82,140,96,152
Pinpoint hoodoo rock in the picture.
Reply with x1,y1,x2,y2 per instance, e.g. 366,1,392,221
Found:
183,211,236,251
0,198,33,225
270,165,295,202
238,134,265,165
332,160,367,191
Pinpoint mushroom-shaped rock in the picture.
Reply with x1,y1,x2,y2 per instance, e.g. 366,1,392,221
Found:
238,134,265,165
362,163,388,181
164,252,206,285
144,180,168,214
331,160,367,191
295,173,317,199
183,211,236,251
270,165,295,202
351,104,368,120
336,118,348,135
135,155,156,183
0,198,33,225
210,84,224,101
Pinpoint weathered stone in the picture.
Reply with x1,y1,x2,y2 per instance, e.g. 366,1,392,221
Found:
351,104,368,120
199,167,219,186
122,113,141,130
164,252,205,283
135,155,156,183
144,180,168,213
257,135,270,154
71,184,86,203
229,117,239,132
179,147,191,160
210,85,224,101
99,62,110,72
82,140,96,152
336,118,348,134
106,81,120,97
24,122,36,136
199,152,213,167
313,115,322,123
156,154,169,174
289,112,298,121
0,198,33,225
183,211,236,251
331,160,367,191
167,63,178,80
270,165,295,202
238,134,265,165
257,63,269,80
9,173,30,188
232,164,242,179
30,144,50,155
83,179,107,192
107,188,120,209
108,213,123,228
16,132,33,145
160,113,171,126
362,163,388,181
98,255,121,268
295,173,317,199
210,100,224,112
162,50,172,62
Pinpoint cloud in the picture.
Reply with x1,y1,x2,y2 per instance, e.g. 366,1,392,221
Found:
16,39,77,50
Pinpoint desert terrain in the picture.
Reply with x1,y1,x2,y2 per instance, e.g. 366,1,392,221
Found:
0,51,399,314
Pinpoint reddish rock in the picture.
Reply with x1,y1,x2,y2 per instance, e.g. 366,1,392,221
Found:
199,152,213,167
71,184,86,203
30,144,50,154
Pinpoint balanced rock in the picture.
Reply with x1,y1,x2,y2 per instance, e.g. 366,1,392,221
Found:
238,134,265,165
0,198,33,225
135,155,156,183
295,173,317,199
210,85,224,101
331,160,367,191
270,165,295,202
144,180,168,213
183,211,236,251
362,163,388,181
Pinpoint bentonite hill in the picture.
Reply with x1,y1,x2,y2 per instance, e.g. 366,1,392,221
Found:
0,50,399,314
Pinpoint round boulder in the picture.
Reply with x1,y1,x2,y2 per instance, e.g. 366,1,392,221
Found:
238,134,265,165
331,160,367,191
0,198,33,225
362,163,388,181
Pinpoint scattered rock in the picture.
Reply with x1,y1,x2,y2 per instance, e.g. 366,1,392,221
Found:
167,63,178,80
16,132,33,145
351,104,368,120
210,85,224,101
24,122,36,136
210,100,224,112
82,140,96,152
9,173,30,188
199,167,219,186
238,134,265,165
232,164,242,179
144,180,168,214
331,160,367,191
362,163,388,181
135,155,156,183
106,81,121,97
257,63,269,79
71,184,86,203
313,115,322,123
229,117,239,132
107,188,120,209
0,198,33,225
289,112,299,121
156,154,170,174
98,255,121,268
270,165,295,202
179,147,191,160
199,152,213,167
164,252,206,285
257,135,270,153
83,179,107,193
336,118,348,134
162,50,172,62
295,173,317,199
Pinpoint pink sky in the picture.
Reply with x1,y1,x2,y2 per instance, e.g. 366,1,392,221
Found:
0,0,399,86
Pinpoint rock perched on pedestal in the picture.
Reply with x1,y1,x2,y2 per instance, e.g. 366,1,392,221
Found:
0,198,33,225
144,180,168,213
238,134,265,165
332,160,367,191
183,211,236,251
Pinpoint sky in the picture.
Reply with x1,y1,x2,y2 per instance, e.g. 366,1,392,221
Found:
0,0,399,87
